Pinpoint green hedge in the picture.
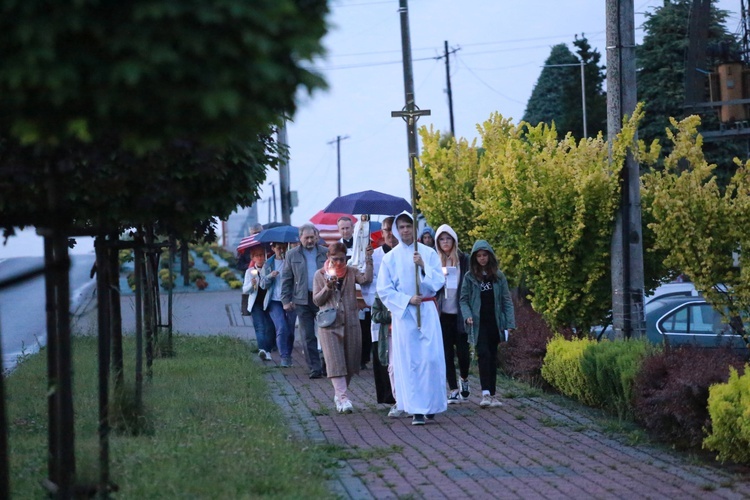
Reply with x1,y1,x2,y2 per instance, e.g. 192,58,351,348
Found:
703,365,750,463
541,334,599,406
580,339,655,420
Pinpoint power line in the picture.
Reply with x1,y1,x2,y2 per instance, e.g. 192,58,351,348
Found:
454,54,525,104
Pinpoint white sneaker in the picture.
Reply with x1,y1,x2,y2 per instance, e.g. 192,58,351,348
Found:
489,396,504,408
388,404,404,418
460,378,470,399
340,399,353,414
334,396,343,413
258,349,269,361
480,394,492,407
447,390,460,404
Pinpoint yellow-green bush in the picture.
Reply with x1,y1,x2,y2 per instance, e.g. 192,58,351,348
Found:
207,258,219,270
703,365,750,464
215,266,230,277
541,334,599,406
580,339,655,420
220,270,235,281
228,280,242,289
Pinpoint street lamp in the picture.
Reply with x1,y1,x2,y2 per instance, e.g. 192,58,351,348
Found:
543,60,587,138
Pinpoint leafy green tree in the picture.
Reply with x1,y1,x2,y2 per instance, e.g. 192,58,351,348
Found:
637,0,742,185
643,115,750,342
0,0,328,237
416,126,482,249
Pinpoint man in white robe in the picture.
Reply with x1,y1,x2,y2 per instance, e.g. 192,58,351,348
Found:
376,211,447,425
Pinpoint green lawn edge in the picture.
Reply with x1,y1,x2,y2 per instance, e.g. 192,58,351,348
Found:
6,335,335,498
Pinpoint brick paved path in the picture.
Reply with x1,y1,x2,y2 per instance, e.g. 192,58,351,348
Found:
263,333,750,499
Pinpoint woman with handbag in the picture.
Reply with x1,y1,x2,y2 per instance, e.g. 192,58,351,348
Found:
312,242,373,413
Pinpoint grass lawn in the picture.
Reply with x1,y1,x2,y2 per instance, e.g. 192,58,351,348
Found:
6,335,334,498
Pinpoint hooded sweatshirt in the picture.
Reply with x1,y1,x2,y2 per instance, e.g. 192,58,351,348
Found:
459,240,516,345
419,226,436,247
434,224,468,317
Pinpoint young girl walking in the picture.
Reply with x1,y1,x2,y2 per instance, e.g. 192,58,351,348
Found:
459,240,515,408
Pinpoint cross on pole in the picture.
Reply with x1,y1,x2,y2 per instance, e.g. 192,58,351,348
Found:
391,97,430,329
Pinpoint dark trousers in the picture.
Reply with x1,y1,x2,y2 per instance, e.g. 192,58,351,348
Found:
297,292,322,373
241,294,250,316
476,323,501,396
372,340,395,405
360,310,372,366
441,313,471,390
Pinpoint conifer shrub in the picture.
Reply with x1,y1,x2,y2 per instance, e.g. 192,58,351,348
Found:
541,334,599,406
580,339,655,420
632,346,745,448
188,269,205,282
703,364,750,464
214,266,230,277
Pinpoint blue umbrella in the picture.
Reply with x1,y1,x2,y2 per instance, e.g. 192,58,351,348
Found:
323,190,412,216
255,225,299,243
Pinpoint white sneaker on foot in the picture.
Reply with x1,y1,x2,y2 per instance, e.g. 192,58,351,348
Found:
388,404,404,418
340,399,353,414
480,394,492,407
258,349,269,361
489,395,504,408
447,390,460,404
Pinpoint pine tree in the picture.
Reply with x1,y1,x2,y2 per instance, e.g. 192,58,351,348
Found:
523,44,579,136
523,36,606,139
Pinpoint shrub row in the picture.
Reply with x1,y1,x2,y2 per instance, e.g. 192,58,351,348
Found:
539,332,748,461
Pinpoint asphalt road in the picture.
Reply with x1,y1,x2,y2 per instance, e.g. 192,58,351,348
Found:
0,255,96,371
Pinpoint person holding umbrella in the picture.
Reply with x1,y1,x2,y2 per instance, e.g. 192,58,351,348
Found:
260,242,296,367
312,242,373,413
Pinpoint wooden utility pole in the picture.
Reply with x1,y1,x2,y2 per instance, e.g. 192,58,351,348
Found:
444,40,455,137
327,135,350,197
607,0,645,339
391,0,430,328
278,122,292,225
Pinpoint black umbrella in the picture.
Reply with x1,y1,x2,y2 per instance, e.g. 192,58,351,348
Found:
322,190,412,216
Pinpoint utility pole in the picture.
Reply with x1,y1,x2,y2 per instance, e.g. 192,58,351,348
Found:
278,121,292,225
543,61,588,138
271,183,278,222
327,135,350,197
391,0,431,328
444,40,456,137
607,0,645,339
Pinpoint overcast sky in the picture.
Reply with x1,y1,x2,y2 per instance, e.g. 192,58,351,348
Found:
261,0,741,226
1,0,742,258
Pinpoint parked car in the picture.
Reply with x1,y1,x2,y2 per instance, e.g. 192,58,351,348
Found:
644,295,748,352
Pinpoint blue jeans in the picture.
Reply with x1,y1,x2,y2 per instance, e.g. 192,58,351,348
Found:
251,300,276,352
297,293,322,373
267,300,296,359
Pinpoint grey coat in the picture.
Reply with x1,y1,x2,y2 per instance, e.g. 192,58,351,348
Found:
280,244,328,306
459,240,516,345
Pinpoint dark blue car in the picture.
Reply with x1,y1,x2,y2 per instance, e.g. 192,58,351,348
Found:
644,295,748,352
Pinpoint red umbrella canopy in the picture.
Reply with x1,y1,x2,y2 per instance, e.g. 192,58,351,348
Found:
310,210,355,247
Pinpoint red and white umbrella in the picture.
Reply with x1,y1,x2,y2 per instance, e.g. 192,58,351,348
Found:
236,234,261,253
309,210,355,247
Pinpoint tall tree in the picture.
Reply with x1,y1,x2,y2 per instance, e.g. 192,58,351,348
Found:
523,36,606,139
637,0,742,184
523,44,579,137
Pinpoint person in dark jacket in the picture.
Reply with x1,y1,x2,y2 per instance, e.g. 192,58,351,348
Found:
419,226,436,249
435,224,472,404
459,240,515,408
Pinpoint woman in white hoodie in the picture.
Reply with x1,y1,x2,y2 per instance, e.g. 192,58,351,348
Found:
435,224,472,404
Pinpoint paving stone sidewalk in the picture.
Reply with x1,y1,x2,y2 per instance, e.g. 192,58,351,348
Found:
75,289,750,499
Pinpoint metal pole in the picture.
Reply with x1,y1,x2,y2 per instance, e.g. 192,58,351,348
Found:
337,136,341,197
607,0,645,339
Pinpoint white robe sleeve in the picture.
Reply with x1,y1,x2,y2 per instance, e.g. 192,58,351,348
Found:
376,252,413,320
